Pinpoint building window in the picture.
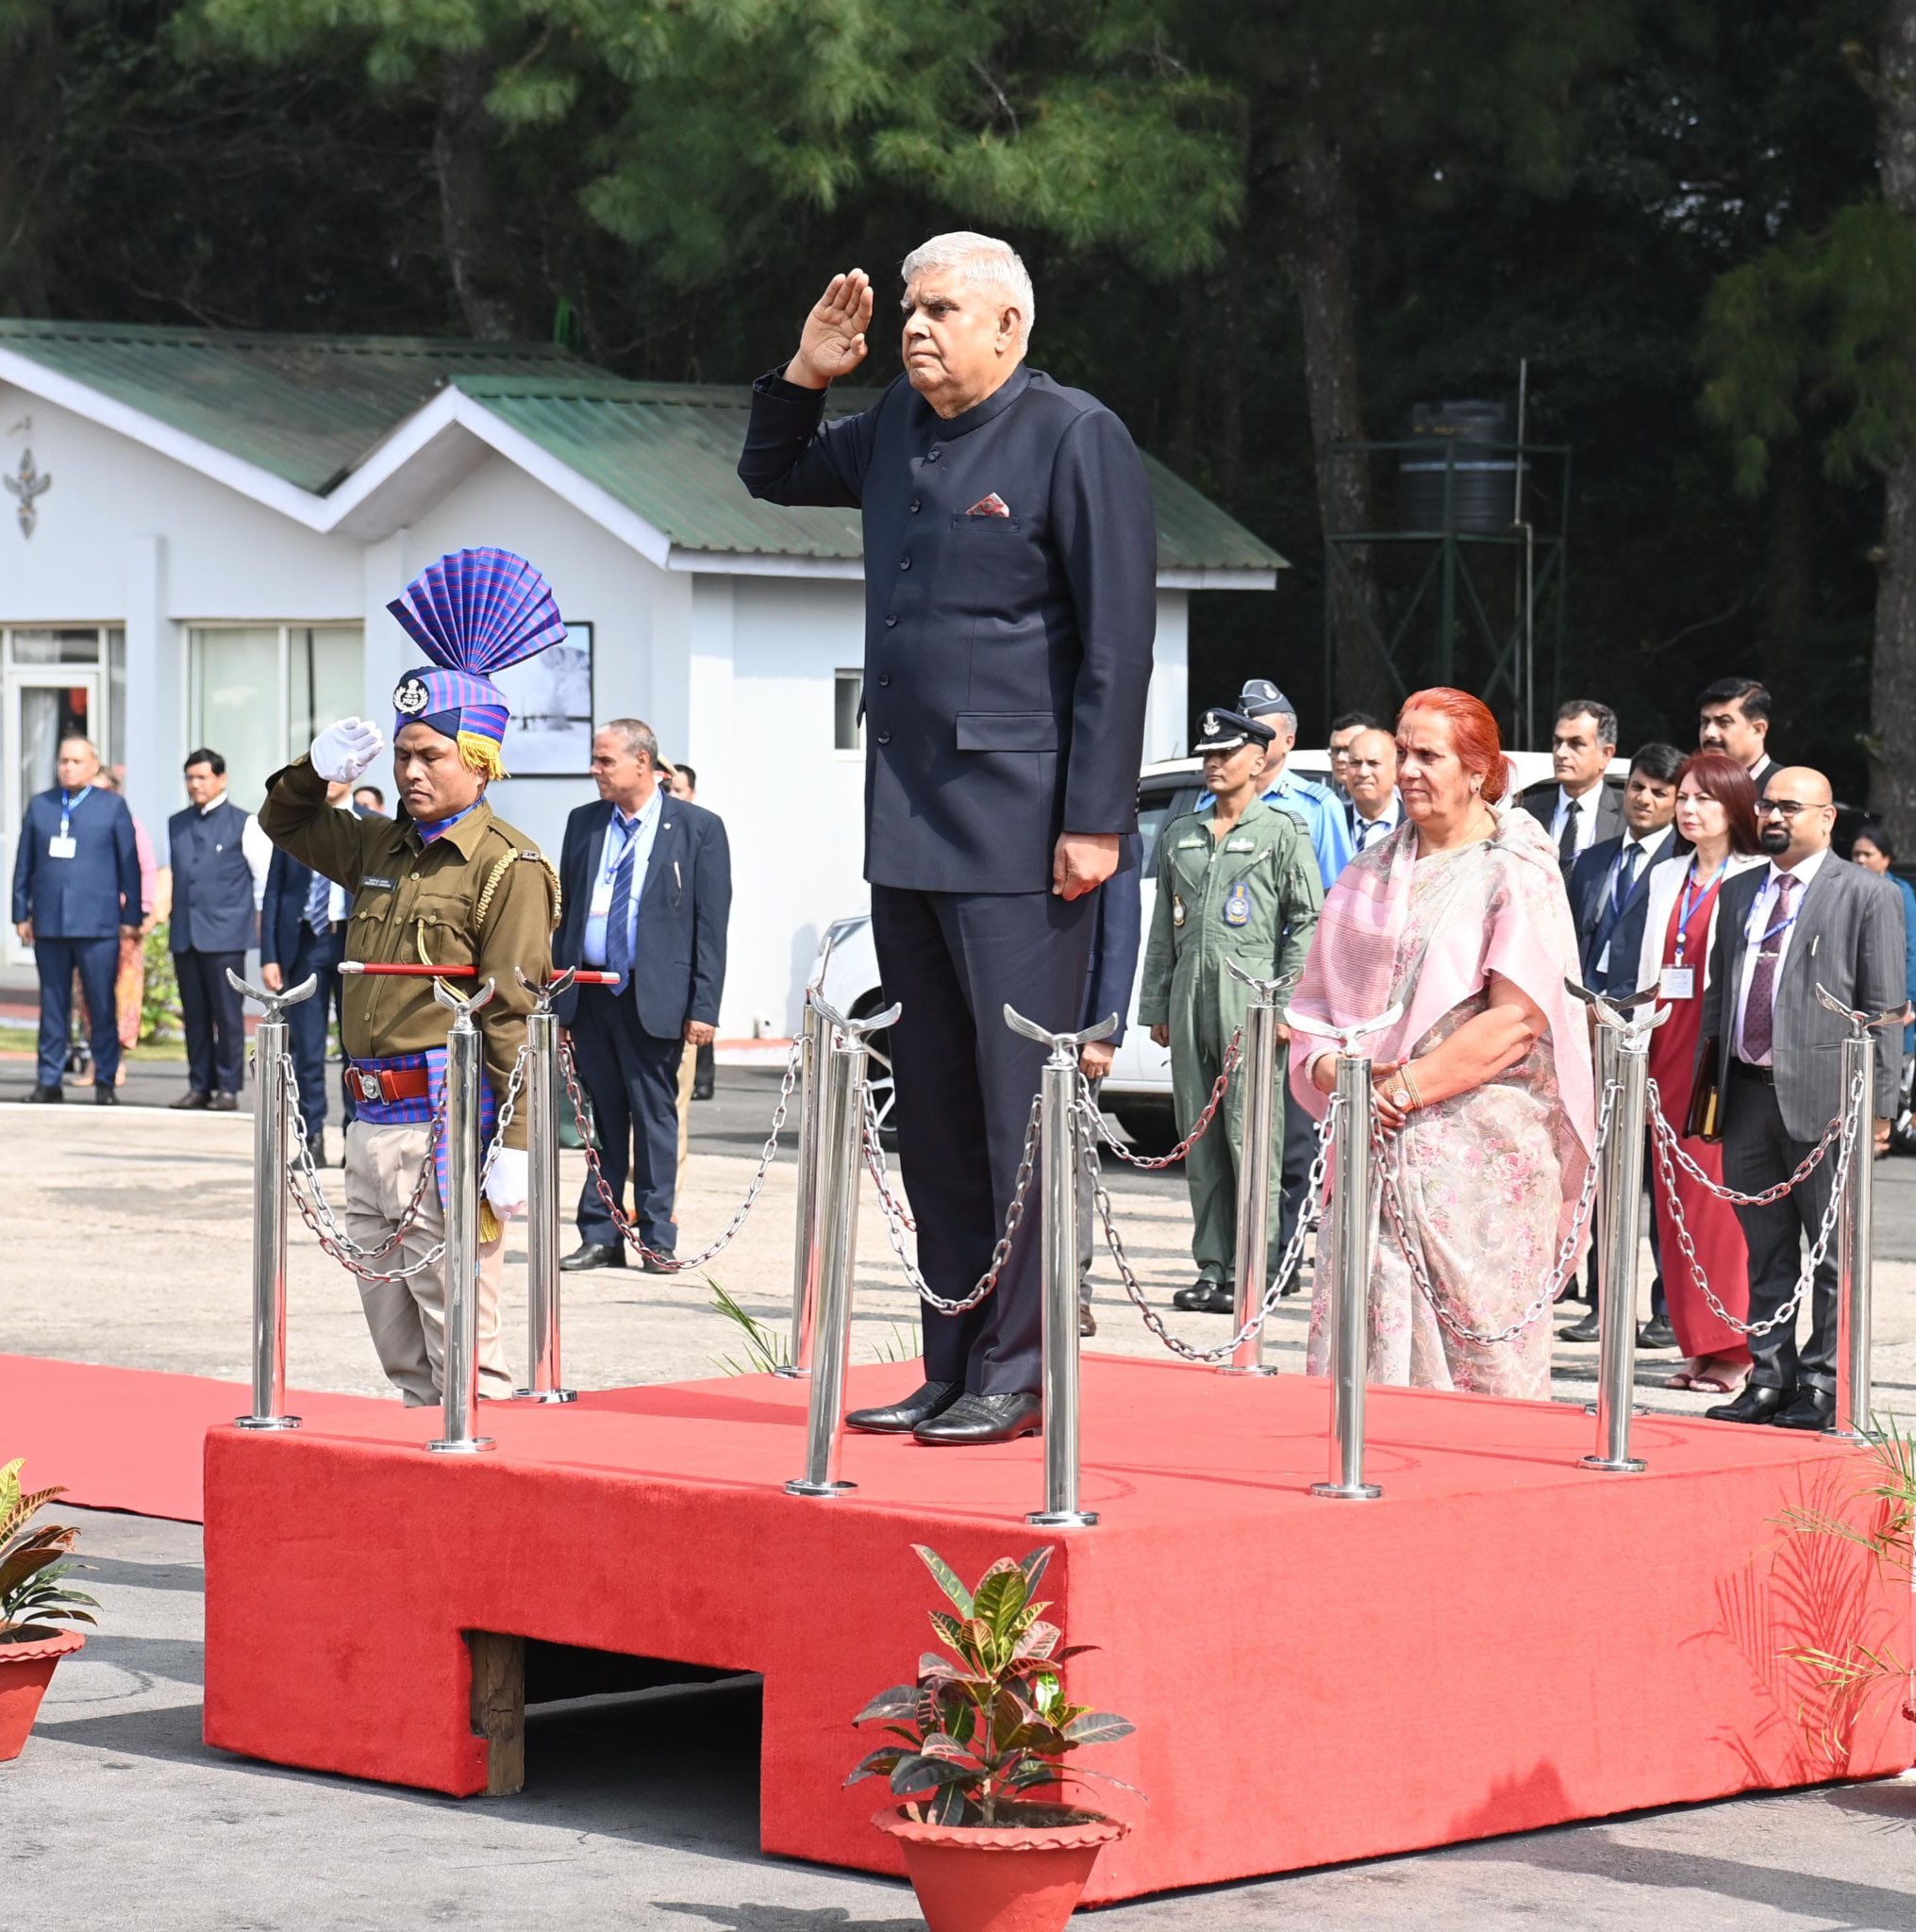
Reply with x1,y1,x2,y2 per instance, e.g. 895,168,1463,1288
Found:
188,624,364,807
834,669,864,753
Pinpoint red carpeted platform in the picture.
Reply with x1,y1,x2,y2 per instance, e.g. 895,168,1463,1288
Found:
0,1354,392,1521
198,1356,1914,1904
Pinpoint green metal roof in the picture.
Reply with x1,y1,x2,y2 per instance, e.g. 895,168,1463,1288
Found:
0,319,1285,573
460,374,1287,574
0,319,598,493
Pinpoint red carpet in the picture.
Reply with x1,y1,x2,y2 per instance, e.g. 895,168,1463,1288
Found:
193,1356,1914,1904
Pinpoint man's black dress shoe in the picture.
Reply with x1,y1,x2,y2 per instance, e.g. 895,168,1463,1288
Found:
1558,1309,1603,1343
170,1090,209,1110
1078,1306,1097,1339
1200,1281,1240,1314
692,1078,715,1101
211,1092,238,1112
1772,1386,1836,1431
845,1380,960,1434
641,1253,675,1274
560,1241,626,1272
914,1391,1043,1446
1174,1280,1222,1311
1706,1382,1791,1424
94,1083,118,1106
25,1083,63,1103
1639,1313,1676,1350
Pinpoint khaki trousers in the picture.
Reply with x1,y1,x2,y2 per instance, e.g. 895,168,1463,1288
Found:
343,1120,509,1407
676,1034,695,1169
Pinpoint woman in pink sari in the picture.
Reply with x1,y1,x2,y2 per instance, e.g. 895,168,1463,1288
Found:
1289,689,1596,1398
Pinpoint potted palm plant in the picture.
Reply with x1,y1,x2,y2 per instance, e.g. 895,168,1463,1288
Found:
0,1460,98,1762
848,1544,1135,1932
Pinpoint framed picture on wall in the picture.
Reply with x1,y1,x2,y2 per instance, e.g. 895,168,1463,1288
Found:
491,621,593,774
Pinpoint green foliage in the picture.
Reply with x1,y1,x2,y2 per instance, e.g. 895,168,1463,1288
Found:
141,923,181,1045
846,1543,1135,1827
708,1283,917,1375
0,1459,99,1640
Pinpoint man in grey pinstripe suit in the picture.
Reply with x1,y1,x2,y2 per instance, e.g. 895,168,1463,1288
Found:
1698,768,1906,1429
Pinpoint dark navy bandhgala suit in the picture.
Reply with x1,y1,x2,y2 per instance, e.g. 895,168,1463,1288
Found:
10,785,141,1087
552,794,731,1254
261,842,358,1132
740,363,1157,1393
168,798,255,1098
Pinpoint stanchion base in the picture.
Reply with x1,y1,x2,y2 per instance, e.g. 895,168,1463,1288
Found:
1217,1364,1280,1378
772,1366,809,1380
1583,1402,1649,1417
1579,1455,1647,1474
1824,1425,1870,1444
425,1437,496,1455
510,1388,577,1404
233,1415,301,1431
784,1477,855,1497
1309,1481,1382,1500
1026,1509,1100,1527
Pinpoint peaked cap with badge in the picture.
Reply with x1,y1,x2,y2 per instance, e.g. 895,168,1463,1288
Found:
1195,707,1276,755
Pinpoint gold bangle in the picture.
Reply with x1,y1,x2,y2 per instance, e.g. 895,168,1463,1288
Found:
1399,1063,1424,1110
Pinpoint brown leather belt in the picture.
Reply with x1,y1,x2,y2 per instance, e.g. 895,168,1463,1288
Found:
347,1064,432,1105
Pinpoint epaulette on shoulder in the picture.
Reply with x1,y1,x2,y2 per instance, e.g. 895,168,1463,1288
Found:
475,845,562,930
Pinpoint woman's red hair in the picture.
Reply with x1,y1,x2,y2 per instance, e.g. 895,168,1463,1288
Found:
1397,687,1508,805
1674,750,1760,854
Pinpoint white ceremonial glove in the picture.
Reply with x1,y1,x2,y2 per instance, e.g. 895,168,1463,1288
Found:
483,1147,529,1222
310,716,386,785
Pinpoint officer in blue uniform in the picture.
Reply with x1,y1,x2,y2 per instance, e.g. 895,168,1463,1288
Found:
739,235,1157,1444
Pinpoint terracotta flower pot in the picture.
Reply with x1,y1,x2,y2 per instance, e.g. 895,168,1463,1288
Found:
874,1803,1128,1932
0,1625,86,1762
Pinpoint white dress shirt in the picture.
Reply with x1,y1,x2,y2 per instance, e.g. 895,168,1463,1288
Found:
1592,824,1674,974
582,788,665,968
1733,845,1829,1065
1549,784,1604,861
1349,793,1403,856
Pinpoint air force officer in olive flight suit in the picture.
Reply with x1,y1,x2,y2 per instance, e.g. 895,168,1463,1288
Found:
739,234,1157,1446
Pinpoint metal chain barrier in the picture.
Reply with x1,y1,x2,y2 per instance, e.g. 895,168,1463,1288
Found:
1378,1075,1618,1347
1645,1074,1848,1206
1084,1093,1337,1365
1080,1026,1243,1168
560,1033,801,1271
1647,1062,1865,1337
861,1090,1044,1314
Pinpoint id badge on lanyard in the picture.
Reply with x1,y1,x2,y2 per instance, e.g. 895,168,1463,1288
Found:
49,784,89,859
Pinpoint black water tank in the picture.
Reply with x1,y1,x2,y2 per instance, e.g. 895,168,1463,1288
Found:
1398,400,1518,533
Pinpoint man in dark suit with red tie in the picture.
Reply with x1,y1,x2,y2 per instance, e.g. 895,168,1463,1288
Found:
738,233,1157,1444
552,718,731,1274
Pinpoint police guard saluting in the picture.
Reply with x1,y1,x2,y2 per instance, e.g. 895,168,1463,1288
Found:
258,548,562,1406
1138,708,1324,1314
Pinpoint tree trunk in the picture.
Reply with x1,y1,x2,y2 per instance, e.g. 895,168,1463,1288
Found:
1280,121,1390,717
1759,442,1814,675
433,53,532,341
1870,0,1916,848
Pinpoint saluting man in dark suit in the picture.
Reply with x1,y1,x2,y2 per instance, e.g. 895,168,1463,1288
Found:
1699,767,1905,1430
11,735,142,1103
1520,699,1624,875
739,232,1157,1445
553,719,731,1273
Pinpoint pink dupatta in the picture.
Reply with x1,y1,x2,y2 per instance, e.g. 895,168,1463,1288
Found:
1287,804,1596,1253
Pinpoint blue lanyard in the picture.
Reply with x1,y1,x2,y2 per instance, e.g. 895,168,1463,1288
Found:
58,786,92,838
1673,858,1723,967
603,812,641,882
1747,878,1800,955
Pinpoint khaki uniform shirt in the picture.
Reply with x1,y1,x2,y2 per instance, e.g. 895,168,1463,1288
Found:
258,758,558,1148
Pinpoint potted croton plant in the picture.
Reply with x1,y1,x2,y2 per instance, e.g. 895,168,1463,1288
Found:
0,1459,98,1762
849,1543,1135,1932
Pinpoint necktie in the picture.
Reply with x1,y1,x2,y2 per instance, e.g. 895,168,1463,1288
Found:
605,828,638,995
1741,873,1797,1062
1558,798,1580,869
1611,841,1641,911
304,868,331,936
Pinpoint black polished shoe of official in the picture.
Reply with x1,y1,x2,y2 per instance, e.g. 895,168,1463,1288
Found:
211,1092,238,1112
94,1083,118,1106
1078,1306,1097,1339
1638,1313,1676,1350
1173,1280,1221,1311
692,1076,715,1101
845,1379,959,1434
170,1089,209,1109
641,1253,675,1275
559,1241,626,1272
1558,1308,1603,1343
1772,1386,1836,1431
1705,1382,1791,1425
1200,1281,1240,1315
25,1083,63,1103
913,1391,1043,1446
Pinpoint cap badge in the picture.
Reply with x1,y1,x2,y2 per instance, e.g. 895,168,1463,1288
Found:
393,675,431,717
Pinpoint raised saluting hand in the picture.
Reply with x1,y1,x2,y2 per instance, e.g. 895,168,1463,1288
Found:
786,270,875,390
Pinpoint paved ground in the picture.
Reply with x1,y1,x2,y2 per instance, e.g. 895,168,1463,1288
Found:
8,1507,1915,1931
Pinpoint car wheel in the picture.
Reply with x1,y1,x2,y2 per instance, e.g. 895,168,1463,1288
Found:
851,995,898,1148
1108,1101,1181,1162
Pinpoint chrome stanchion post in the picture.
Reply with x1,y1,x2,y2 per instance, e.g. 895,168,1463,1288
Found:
1573,986,1665,1474
513,969,576,1403
1817,986,1905,1441
1007,1005,1119,1530
1291,1005,1399,1501
1222,960,1288,1376
787,996,900,1497
780,989,832,1379
230,969,318,1431
429,976,497,1455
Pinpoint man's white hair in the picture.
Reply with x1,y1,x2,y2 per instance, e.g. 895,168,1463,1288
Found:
901,232,1035,343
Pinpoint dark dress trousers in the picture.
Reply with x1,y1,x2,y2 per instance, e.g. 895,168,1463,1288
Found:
1076,833,1143,1276
168,798,255,1097
552,795,731,1255
740,362,1157,1394
1700,858,1904,1393
11,785,141,1087
261,844,356,1133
